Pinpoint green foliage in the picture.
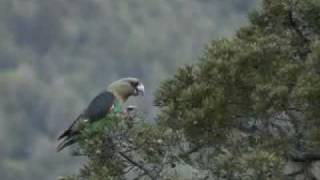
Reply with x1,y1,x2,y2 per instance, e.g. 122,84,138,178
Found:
62,114,174,180
155,0,320,178
61,115,122,179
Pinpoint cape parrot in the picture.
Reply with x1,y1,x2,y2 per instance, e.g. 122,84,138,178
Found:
56,77,145,152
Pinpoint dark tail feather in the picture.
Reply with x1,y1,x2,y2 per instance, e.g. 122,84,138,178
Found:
56,138,76,152
58,114,84,140
57,129,71,140
57,114,84,151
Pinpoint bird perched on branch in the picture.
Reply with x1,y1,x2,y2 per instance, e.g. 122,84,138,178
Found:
56,77,145,152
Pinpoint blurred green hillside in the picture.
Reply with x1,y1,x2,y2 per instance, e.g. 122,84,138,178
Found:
0,0,257,179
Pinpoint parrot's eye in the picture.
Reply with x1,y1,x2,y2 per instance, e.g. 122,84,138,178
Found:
130,81,139,87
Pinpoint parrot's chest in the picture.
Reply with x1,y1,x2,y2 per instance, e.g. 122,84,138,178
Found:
109,100,122,114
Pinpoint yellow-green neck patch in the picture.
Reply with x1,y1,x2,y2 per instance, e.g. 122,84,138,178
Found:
113,99,122,113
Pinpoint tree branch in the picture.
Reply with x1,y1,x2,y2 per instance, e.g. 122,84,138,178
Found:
287,0,312,59
118,151,157,180
289,150,320,162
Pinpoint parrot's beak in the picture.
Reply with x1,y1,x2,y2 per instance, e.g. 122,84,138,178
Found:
136,83,145,96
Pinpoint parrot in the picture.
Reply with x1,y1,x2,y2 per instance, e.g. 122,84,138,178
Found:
56,77,145,152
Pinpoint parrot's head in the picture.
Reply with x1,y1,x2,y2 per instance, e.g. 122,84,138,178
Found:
107,77,145,103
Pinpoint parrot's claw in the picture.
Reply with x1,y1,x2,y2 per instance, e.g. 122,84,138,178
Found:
126,105,137,112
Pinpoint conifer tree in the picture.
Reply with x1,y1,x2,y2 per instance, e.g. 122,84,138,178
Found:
156,0,320,178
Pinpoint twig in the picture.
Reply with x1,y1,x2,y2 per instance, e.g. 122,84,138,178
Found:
118,151,157,180
289,150,320,162
133,171,148,180
287,5,309,43
180,144,205,160
123,166,135,174
287,0,312,59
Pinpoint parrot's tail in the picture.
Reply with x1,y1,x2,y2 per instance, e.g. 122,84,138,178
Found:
56,138,76,152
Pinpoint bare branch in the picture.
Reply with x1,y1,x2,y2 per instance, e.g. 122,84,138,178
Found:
289,150,320,162
118,151,157,180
